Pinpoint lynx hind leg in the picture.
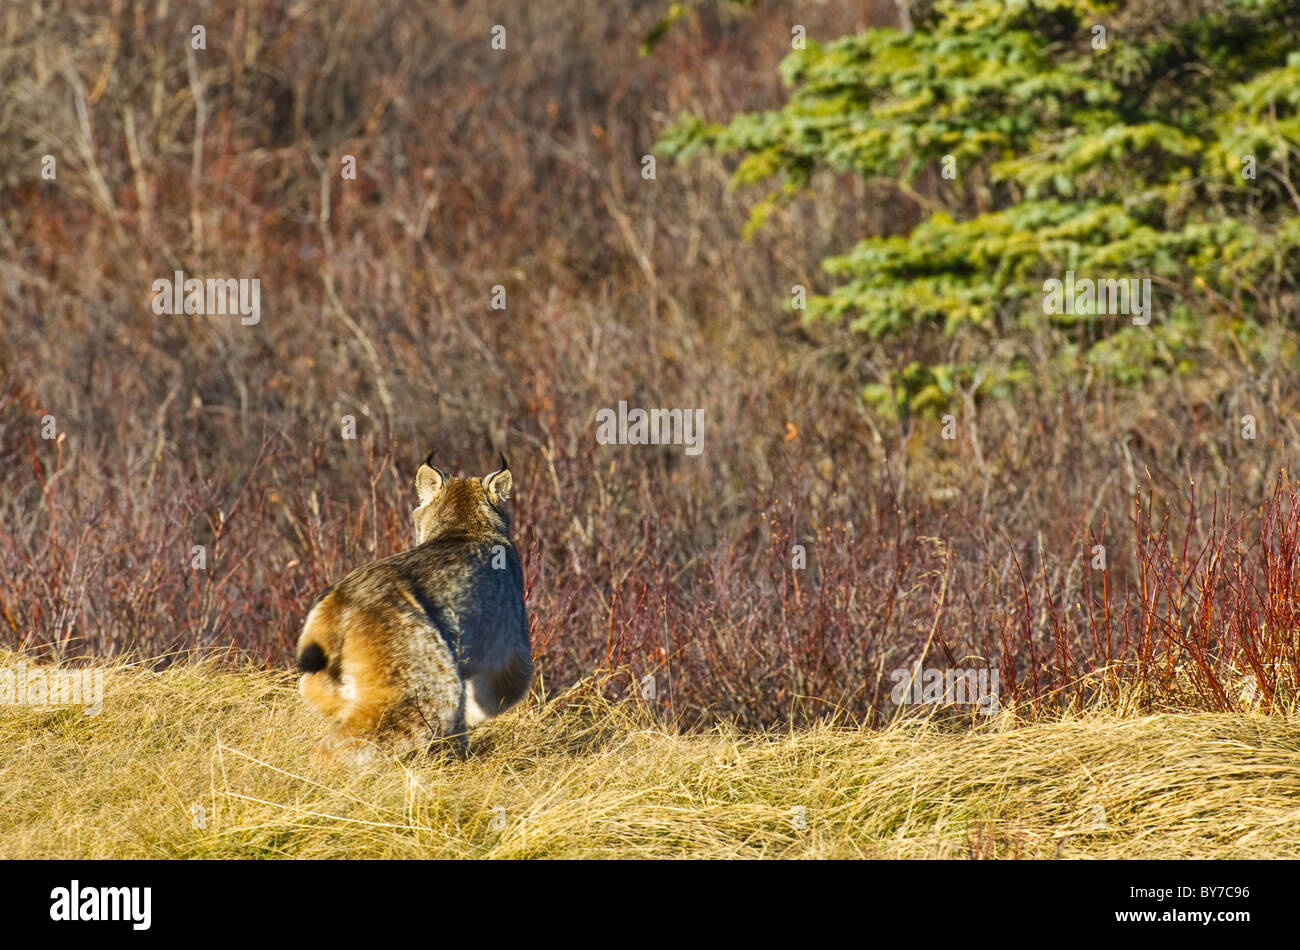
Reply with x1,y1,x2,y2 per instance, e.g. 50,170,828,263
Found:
396,616,467,751
332,609,465,759
311,728,383,769
301,598,465,763
380,692,468,759
308,691,431,766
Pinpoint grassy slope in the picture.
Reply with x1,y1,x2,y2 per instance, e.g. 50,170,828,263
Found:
2,653,1299,859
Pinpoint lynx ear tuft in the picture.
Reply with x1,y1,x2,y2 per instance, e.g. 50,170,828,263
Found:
486,455,512,502
415,451,446,504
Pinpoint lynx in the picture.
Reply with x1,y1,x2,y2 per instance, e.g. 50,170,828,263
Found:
295,451,530,765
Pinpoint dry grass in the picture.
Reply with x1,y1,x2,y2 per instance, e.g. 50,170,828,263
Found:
4,651,1298,859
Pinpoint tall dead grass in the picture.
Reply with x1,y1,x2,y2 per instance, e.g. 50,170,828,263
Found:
3,652,1298,859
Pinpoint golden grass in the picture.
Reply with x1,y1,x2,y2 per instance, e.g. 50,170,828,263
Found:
2,652,1299,859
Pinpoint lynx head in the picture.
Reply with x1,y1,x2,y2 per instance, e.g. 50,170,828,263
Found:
412,449,513,544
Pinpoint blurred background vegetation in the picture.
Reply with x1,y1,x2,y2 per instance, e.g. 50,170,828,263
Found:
662,0,1300,415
